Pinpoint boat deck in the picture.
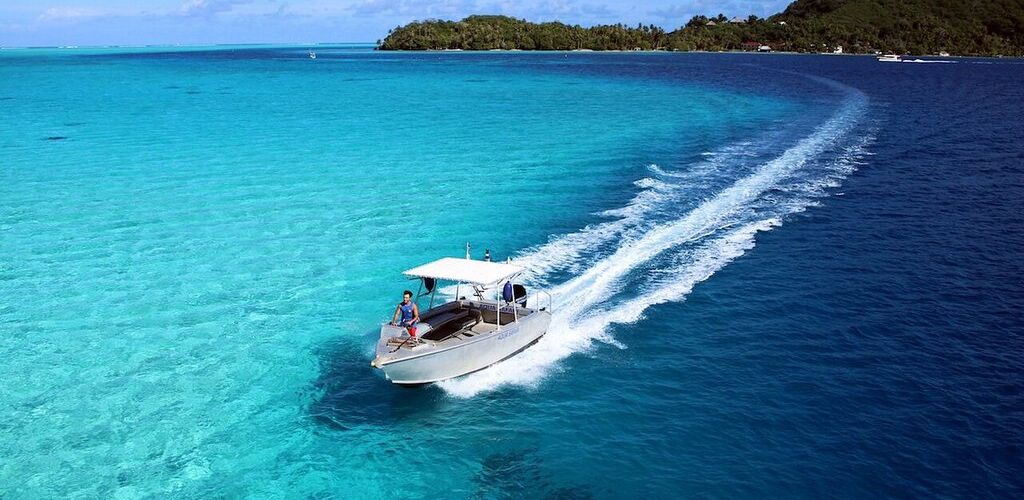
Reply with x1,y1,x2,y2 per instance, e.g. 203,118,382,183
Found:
379,299,541,359
386,320,500,351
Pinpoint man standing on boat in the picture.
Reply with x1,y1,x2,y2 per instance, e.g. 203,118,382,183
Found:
390,290,420,337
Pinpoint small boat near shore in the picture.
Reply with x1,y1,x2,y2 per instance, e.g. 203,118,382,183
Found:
877,54,901,62
371,254,552,385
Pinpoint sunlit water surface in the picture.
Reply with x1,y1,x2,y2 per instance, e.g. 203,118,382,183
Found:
1,47,1022,498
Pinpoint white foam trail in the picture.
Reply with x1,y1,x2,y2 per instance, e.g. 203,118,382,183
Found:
440,81,869,397
439,220,778,398
583,218,781,329
551,91,865,314
516,135,779,282
517,154,745,281
513,173,670,281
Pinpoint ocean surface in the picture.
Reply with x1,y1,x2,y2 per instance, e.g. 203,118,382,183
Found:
1,46,1022,498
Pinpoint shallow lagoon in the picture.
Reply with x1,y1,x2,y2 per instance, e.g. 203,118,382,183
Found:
1,47,1022,497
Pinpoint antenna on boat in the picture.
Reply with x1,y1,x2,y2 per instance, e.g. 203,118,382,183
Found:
465,242,471,259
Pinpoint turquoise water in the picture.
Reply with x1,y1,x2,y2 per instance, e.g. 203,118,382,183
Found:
3,46,1022,498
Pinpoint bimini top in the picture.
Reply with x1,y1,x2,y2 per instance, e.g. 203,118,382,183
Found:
403,257,525,286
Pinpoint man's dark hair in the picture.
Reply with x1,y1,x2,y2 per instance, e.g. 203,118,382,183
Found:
403,290,413,297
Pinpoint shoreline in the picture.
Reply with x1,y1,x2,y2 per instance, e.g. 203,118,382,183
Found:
378,48,1011,59
2,44,1015,59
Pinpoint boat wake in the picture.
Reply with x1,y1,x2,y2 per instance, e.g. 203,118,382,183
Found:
439,77,872,398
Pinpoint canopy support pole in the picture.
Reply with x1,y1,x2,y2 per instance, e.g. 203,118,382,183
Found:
414,279,423,309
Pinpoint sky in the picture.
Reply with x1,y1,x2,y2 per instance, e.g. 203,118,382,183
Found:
0,1,791,47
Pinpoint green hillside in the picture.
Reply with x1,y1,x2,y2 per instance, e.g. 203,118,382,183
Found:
377,15,667,51
771,0,1024,54
378,0,1024,55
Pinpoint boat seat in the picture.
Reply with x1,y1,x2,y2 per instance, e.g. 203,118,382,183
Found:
421,308,482,342
424,306,483,328
422,311,464,329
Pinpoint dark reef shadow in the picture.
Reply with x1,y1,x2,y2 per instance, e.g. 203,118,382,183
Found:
472,446,594,499
307,334,446,431
306,337,594,497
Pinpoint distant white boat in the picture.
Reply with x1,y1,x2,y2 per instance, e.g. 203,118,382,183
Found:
877,54,901,62
308,51,316,59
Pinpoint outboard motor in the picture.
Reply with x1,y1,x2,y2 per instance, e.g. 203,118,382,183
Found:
502,281,528,307
512,284,527,308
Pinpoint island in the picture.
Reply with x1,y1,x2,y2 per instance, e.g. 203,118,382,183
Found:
378,0,1024,56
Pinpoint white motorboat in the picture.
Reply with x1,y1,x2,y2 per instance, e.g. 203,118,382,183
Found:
370,255,552,385
309,51,317,59
877,54,901,62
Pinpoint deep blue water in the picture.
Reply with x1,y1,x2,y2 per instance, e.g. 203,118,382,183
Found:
1,47,1022,498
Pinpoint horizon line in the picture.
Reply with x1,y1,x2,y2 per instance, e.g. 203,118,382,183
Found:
0,41,377,50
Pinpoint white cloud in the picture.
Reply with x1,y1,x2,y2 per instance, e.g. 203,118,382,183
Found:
350,0,485,18
37,7,108,22
179,0,254,17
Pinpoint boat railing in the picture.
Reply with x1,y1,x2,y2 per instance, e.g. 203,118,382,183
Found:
478,290,552,313
533,290,553,312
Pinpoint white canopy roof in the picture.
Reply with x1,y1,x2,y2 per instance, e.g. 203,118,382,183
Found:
403,257,524,286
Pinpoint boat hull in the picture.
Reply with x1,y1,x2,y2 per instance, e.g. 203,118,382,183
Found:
374,310,551,384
